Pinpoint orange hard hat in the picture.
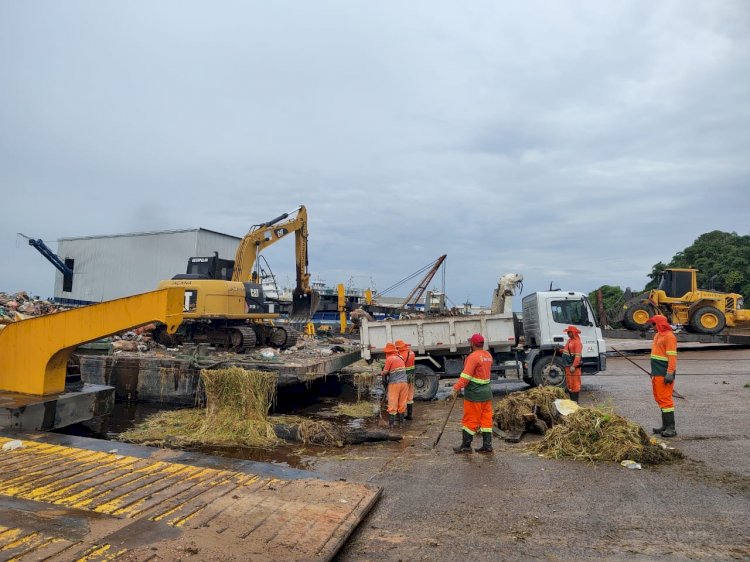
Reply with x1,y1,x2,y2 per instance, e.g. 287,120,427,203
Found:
384,342,398,354
564,325,581,335
394,339,409,350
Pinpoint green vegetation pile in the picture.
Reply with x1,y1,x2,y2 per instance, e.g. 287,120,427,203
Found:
333,400,378,418
529,406,683,465
121,367,279,448
493,386,568,431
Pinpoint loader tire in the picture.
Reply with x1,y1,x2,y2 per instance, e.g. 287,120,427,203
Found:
622,304,652,331
413,364,439,401
689,306,725,335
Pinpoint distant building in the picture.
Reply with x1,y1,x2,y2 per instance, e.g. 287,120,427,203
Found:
54,229,240,305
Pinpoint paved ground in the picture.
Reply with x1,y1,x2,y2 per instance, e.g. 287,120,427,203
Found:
308,347,750,561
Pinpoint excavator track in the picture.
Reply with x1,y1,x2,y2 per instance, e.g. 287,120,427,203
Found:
270,325,300,349
231,325,257,352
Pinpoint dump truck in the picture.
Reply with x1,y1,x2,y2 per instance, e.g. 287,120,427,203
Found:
360,275,606,400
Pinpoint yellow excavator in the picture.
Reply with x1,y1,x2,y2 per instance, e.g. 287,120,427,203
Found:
156,205,320,351
619,267,750,334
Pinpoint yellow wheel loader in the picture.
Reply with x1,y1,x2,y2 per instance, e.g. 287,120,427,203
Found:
156,205,320,351
619,268,750,334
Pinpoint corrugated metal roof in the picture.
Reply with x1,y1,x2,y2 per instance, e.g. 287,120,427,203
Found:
58,227,241,242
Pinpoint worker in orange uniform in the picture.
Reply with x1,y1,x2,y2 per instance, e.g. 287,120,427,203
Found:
560,325,583,403
451,333,494,453
395,340,416,420
381,342,409,429
648,314,678,437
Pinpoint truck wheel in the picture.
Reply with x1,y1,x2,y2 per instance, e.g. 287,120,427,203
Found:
623,304,652,330
689,306,726,334
413,364,439,401
532,356,567,388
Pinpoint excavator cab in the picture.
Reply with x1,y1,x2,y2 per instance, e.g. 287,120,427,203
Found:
175,253,235,281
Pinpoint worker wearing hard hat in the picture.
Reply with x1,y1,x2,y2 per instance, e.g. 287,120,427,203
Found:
561,325,583,403
381,342,409,429
450,333,494,453
647,315,678,437
395,340,416,420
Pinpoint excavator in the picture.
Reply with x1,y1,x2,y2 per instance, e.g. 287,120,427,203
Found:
156,205,320,351
618,267,750,334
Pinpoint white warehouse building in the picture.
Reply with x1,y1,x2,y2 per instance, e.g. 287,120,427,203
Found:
54,229,240,305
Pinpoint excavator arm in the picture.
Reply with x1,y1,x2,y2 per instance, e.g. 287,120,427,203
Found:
232,205,319,319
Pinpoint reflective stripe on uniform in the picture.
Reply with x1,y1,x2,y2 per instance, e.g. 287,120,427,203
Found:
460,373,490,385
462,426,476,435
480,427,492,433
651,354,668,361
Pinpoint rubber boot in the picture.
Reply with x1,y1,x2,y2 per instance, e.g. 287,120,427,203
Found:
475,432,494,453
388,414,397,430
660,411,676,437
405,403,413,420
397,413,405,428
453,430,474,454
569,391,579,403
652,411,666,435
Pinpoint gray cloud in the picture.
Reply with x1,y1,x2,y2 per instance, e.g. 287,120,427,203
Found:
1,0,748,305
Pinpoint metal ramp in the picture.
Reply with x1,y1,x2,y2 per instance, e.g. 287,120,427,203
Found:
0,436,381,561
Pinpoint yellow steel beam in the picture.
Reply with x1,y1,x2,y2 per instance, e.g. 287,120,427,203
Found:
0,288,184,396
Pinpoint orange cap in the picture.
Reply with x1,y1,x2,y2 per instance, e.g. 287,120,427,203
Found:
469,333,485,346
384,342,398,354
564,325,581,335
394,339,409,350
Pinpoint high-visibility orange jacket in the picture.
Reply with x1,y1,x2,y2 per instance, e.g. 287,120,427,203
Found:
650,318,677,376
382,354,407,384
453,349,493,402
398,348,415,382
562,336,582,368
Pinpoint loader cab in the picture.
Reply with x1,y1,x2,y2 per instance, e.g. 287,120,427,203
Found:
657,269,696,299
173,254,235,281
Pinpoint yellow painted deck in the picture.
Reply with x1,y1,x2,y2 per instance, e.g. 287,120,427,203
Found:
0,436,380,561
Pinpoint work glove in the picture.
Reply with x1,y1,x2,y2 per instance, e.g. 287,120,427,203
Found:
665,371,675,384
446,389,459,401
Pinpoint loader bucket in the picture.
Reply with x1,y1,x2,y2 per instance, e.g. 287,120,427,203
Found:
291,288,321,321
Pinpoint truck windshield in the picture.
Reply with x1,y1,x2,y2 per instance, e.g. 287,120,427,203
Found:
551,299,589,326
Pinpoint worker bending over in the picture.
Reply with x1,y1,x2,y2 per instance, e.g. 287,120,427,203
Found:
395,340,416,420
560,325,583,403
451,333,494,453
648,315,678,437
381,342,408,429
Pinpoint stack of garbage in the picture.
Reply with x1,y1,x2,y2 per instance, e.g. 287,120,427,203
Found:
529,406,683,465
493,386,568,432
0,291,67,324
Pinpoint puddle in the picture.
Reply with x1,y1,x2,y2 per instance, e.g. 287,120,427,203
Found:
56,377,383,471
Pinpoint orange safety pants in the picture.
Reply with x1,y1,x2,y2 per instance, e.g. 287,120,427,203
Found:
651,376,674,412
462,399,493,435
387,382,409,415
565,367,582,393
407,382,415,405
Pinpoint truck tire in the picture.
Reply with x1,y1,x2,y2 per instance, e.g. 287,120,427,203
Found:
689,306,726,334
622,304,652,331
413,364,439,401
532,355,567,388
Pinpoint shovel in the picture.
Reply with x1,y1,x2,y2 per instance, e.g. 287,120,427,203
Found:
610,346,686,400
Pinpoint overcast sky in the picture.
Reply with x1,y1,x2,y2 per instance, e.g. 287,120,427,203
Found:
1,1,748,307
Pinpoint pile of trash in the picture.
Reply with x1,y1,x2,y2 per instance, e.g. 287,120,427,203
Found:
493,386,568,432
0,291,67,323
529,406,683,465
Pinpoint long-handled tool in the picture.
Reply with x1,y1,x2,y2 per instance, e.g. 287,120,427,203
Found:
432,393,459,449
610,346,686,400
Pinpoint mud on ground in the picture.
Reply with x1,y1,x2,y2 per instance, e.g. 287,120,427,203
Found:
319,348,750,561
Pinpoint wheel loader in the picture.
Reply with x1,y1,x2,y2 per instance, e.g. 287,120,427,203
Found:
619,268,750,334
156,205,320,351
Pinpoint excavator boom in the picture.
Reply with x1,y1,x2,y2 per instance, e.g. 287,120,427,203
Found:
231,205,319,320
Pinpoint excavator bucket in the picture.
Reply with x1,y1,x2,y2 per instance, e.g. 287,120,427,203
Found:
291,288,321,321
